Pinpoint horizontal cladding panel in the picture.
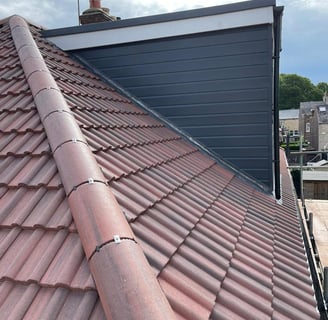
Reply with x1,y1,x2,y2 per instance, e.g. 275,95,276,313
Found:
222,159,270,172
183,123,269,137
168,112,269,127
211,146,270,158
102,53,270,78
216,157,272,185
86,40,269,68
238,170,270,183
141,88,270,107
77,26,269,59
126,77,270,97
152,101,269,116
216,153,271,165
115,65,270,88
200,135,269,147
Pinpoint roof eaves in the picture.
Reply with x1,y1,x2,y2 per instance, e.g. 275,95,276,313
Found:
9,15,175,320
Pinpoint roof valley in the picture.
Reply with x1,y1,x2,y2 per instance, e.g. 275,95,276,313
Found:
8,15,175,320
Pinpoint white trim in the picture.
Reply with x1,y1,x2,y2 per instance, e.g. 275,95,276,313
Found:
46,7,274,50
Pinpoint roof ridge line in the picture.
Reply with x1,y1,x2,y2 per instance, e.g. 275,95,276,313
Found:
9,15,175,320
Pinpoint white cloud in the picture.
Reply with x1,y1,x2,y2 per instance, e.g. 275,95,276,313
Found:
0,0,73,27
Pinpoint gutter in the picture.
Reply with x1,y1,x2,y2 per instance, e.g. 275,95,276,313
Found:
9,15,175,320
273,6,283,200
297,203,328,319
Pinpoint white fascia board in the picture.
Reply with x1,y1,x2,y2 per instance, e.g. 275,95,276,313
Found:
47,6,274,51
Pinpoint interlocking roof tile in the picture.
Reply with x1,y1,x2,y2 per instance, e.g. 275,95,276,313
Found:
0,187,72,229
0,13,320,320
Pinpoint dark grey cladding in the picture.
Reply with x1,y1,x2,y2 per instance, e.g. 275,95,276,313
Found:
72,24,274,188
43,0,280,190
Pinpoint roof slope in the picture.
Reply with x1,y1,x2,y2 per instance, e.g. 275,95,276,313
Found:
0,15,319,319
279,109,299,120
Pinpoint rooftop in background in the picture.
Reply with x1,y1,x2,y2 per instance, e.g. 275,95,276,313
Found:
279,109,299,120
303,171,328,181
300,101,325,113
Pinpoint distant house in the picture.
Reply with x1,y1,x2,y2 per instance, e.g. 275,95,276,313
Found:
318,105,328,151
300,101,328,151
279,109,299,142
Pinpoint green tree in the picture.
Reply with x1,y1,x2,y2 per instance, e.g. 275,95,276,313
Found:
279,74,323,109
317,82,328,93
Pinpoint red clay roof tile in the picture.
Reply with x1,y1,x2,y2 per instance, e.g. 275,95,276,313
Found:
0,13,321,320
0,280,105,320
0,131,49,156
10,14,174,320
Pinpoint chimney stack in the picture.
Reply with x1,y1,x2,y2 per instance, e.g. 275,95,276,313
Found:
89,0,102,9
80,0,118,25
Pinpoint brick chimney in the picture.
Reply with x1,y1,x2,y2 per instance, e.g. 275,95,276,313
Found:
80,0,118,25
90,0,102,8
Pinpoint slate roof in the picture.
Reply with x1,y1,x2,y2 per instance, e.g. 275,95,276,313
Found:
300,101,328,124
279,109,299,120
300,101,323,114
0,15,320,319
303,171,328,181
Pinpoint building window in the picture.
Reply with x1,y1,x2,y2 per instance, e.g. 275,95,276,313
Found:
306,122,311,133
289,130,299,136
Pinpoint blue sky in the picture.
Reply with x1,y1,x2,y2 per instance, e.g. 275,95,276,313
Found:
0,0,327,84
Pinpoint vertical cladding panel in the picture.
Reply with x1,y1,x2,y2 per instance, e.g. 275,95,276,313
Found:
74,25,274,187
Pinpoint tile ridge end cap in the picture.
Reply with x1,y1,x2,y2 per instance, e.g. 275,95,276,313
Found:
9,15,27,29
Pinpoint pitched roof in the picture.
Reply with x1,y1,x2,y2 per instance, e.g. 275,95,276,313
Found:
303,171,328,181
279,109,299,120
0,15,320,319
300,101,323,113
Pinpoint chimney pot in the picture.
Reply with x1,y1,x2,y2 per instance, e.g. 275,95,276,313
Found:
89,0,102,9
80,0,117,25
